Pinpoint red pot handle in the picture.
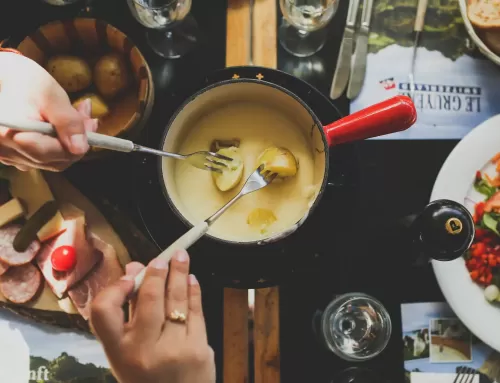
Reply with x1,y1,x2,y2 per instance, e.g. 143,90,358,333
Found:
323,95,417,146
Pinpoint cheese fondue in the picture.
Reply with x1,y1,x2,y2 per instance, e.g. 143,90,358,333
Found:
172,101,317,242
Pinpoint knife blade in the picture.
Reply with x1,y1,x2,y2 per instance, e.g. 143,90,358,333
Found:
329,0,360,100
347,0,374,99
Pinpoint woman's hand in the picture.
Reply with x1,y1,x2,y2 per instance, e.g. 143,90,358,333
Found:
90,250,216,383
0,52,97,171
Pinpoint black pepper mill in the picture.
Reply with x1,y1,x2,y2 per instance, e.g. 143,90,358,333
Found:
402,199,475,265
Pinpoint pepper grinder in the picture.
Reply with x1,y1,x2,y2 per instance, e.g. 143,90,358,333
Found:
401,199,475,265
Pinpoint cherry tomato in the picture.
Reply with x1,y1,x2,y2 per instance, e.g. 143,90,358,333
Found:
51,246,77,272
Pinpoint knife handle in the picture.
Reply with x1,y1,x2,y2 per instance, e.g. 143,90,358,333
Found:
346,0,361,27
360,0,374,27
414,0,429,32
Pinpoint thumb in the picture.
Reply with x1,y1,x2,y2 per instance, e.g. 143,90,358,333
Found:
38,85,89,156
90,276,134,350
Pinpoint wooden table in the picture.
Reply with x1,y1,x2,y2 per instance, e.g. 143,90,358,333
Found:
224,1,280,382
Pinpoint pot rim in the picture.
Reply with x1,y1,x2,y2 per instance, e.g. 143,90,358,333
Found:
158,77,330,246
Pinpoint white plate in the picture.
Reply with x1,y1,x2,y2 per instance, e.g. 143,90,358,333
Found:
431,114,500,352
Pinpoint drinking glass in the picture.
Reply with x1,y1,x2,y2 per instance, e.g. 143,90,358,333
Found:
279,0,339,57
318,292,392,361
127,0,198,59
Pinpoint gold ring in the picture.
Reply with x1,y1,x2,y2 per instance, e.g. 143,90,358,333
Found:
167,310,187,324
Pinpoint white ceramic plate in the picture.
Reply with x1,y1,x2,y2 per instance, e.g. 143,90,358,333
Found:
431,114,500,352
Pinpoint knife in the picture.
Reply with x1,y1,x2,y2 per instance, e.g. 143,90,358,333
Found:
329,0,360,100
347,0,374,99
409,0,429,99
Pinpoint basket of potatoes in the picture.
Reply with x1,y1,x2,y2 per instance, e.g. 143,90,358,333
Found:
17,18,154,159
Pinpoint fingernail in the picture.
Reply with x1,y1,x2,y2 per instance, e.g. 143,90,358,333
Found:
149,257,169,270
121,275,134,281
175,250,188,263
70,134,89,154
83,98,92,116
188,274,198,285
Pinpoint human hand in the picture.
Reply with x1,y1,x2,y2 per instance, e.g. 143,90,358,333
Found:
90,250,216,383
0,51,97,171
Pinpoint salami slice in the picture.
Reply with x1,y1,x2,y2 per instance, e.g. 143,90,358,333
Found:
0,260,8,276
0,224,40,266
0,263,42,304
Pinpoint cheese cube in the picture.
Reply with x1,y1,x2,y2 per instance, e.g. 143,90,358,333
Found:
8,169,65,241
0,198,24,227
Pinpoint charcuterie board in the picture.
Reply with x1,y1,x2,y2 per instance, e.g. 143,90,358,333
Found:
0,169,155,332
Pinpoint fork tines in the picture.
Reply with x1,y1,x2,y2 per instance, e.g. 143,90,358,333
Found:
204,151,234,173
453,366,478,383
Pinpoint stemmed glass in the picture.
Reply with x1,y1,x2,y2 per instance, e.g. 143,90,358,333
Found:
316,293,392,362
279,0,339,57
127,0,199,59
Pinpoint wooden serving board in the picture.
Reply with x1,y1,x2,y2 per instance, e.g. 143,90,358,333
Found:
0,172,144,332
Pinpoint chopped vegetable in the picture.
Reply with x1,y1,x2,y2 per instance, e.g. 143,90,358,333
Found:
482,213,500,235
474,173,497,198
484,285,500,302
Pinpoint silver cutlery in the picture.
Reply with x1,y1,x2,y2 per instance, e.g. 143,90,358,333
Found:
0,117,232,173
409,0,429,99
330,0,360,100
132,165,277,292
453,366,478,383
347,0,374,99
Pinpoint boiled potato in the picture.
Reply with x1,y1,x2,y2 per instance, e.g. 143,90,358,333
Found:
72,93,110,118
212,147,244,192
247,208,277,234
256,146,298,177
94,53,130,99
46,55,92,93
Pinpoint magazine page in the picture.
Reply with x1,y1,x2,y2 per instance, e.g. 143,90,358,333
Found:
0,309,114,383
350,0,500,139
402,302,500,383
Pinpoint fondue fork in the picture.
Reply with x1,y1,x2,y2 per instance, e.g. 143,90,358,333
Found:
132,165,277,293
0,117,232,173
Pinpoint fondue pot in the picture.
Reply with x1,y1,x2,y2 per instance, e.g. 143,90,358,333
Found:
159,66,417,246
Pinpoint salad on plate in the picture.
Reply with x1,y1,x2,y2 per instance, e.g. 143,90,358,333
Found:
466,152,500,303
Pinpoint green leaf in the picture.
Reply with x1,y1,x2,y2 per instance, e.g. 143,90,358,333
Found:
474,177,497,199
482,213,500,235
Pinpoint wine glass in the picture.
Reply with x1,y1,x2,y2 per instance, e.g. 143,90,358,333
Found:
127,0,198,59
318,293,392,361
279,0,339,57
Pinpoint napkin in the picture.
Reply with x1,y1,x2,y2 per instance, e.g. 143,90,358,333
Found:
411,372,480,383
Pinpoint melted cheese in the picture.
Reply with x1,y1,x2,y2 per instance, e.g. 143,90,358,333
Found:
172,102,316,242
